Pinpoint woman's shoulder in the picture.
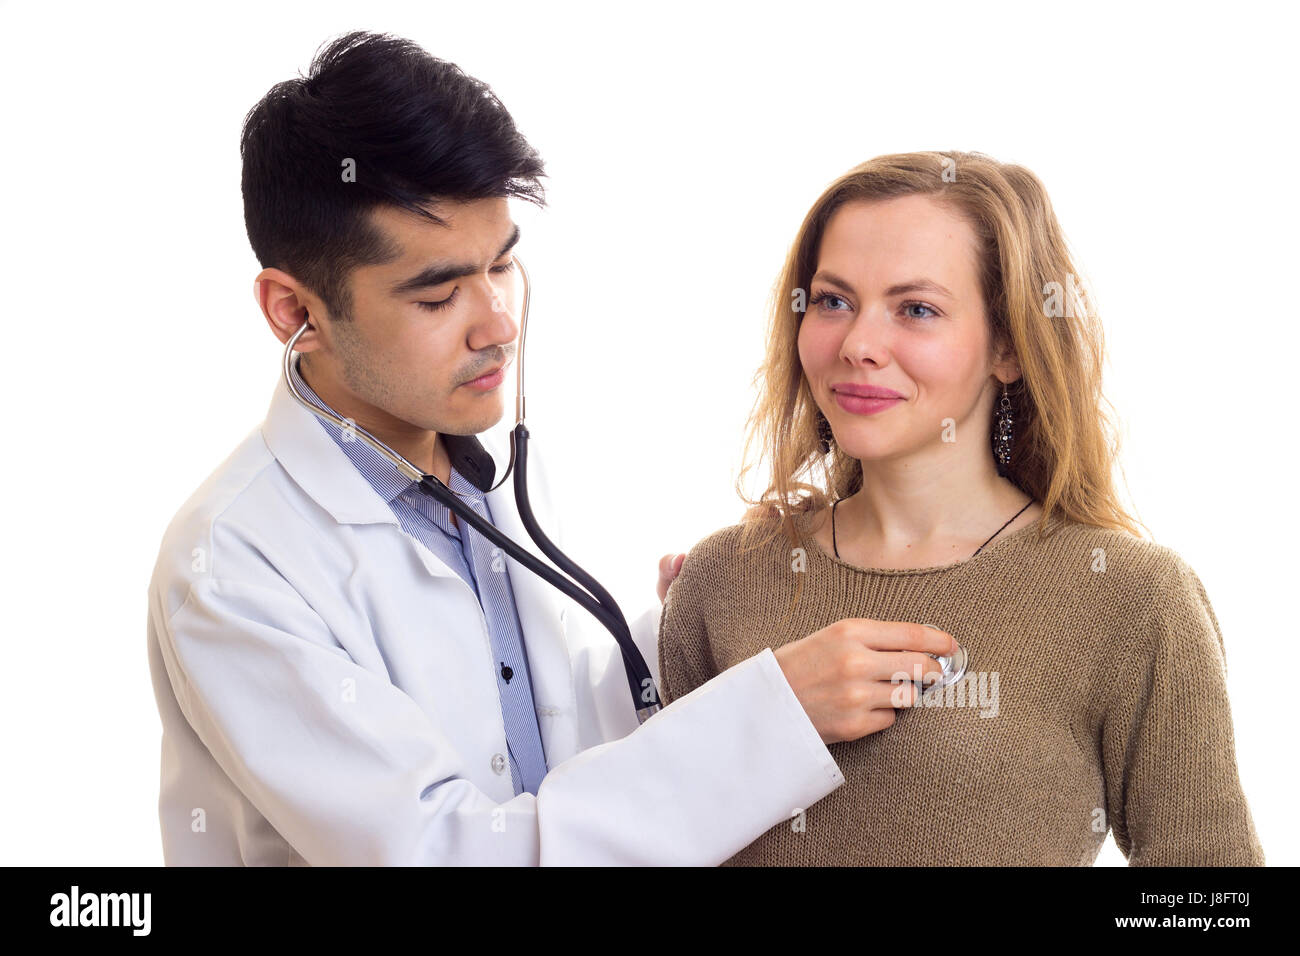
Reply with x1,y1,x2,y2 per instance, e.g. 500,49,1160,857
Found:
679,516,786,569
669,513,796,600
1046,517,1198,580
1041,518,1216,633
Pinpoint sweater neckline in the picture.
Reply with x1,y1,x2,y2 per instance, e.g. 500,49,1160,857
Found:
795,507,1054,577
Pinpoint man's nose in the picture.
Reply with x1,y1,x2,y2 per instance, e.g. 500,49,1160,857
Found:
470,277,520,348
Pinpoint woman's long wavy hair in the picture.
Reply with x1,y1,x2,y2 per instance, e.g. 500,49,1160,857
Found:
736,150,1149,561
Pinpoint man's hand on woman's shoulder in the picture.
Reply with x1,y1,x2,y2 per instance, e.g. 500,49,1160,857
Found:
657,553,686,603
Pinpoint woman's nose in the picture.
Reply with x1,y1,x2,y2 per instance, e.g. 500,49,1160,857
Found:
839,309,889,365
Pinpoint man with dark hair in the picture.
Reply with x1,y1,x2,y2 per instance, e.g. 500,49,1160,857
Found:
145,32,929,865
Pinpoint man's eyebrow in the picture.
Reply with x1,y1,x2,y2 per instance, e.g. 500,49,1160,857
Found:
388,224,521,296
811,270,954,299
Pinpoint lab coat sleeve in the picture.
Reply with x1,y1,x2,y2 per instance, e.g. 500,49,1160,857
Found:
157,571,844,866
1099,556,1265,865
536,643,844,864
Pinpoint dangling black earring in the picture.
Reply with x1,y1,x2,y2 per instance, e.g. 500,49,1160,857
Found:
816,410,834,454
993,382,1014,476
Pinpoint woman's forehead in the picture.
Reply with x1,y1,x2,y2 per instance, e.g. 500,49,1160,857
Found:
818,198,981,294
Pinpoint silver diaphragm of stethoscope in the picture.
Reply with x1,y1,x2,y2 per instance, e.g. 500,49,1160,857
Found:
918,623,969,696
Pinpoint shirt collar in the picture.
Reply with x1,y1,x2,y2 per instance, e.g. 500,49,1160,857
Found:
289,354,485,509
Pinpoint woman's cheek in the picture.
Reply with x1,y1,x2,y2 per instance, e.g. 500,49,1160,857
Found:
897,335,962,386
797,317,837,374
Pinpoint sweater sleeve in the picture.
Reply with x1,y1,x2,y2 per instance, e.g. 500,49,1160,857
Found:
657,544,720,707
1100,553,1265,865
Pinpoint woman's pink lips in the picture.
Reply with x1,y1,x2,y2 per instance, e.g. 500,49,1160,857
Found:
833,391,902,415
462,367,505,390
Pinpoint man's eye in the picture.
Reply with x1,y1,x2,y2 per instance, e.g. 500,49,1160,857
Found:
417,289,458,312
417,261,514,311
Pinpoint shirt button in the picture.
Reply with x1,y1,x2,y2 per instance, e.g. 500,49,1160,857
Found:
491,753,507,775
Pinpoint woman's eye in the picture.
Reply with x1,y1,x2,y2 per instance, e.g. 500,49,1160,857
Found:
810,291,851,312
902,301,938,320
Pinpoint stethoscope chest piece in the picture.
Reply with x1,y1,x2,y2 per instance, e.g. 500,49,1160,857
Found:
921,623,969,692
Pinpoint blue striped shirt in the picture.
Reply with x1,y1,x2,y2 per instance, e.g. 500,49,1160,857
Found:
290,356,548,796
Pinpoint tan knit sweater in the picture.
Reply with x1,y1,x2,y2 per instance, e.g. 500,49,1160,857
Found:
657,508,1265,866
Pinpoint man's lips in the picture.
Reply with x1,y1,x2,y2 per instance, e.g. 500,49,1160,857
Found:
462,363,507,389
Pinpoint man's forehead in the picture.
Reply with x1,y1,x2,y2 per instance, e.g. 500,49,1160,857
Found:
366,199,509,266
367,202,451,257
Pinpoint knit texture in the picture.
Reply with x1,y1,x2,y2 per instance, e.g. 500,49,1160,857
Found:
658,508,1265,866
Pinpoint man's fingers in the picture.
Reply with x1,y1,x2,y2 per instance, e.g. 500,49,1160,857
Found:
657,553,686,602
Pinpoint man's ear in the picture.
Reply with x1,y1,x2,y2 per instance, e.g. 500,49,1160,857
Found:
258,267,321,348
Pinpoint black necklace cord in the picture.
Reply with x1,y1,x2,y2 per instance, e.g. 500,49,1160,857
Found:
971,499,1033,556
832,497,841,559
832,497,1035,561
509,423,660,720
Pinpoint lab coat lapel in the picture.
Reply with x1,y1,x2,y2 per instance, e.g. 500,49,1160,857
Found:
260,373,462,581
264,370,581,764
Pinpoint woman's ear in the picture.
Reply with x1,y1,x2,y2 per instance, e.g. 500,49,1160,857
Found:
990,334,1021,384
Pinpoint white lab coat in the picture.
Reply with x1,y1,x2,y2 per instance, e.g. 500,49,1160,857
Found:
146,371,844,865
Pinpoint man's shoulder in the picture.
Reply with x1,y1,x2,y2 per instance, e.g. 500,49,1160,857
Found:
149,426,292,621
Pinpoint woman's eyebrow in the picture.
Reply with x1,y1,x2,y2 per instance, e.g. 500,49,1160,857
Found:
812,270,953,299
885,278,954,298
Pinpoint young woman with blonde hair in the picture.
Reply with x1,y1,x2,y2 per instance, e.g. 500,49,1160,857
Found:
657,150,1264,866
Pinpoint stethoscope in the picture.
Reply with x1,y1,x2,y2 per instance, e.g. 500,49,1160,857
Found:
918,624,969,699
281,255,661,724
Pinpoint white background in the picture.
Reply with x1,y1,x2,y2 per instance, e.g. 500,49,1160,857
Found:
1,0,1295,866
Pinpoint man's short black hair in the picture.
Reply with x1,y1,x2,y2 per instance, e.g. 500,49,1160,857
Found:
240,31,546,321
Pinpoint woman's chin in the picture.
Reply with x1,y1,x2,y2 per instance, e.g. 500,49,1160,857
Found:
834,438,898,463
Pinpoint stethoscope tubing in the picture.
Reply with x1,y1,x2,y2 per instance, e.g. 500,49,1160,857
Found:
413,433,654,716
281,255,661,722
